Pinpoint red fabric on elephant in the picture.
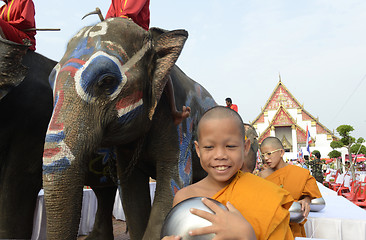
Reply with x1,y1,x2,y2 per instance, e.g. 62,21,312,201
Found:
0,0,36,50
106,0,150,31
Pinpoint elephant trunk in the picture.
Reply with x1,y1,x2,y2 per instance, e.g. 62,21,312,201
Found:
42,101,103,239
43,166,85,239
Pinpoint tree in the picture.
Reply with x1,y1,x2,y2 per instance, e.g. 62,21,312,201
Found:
328,125,366,179
328,150,341,159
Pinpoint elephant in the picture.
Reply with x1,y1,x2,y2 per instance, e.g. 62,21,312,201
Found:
42,17,216,240
0,37,117,239
0,38,56,239
0,38,29,100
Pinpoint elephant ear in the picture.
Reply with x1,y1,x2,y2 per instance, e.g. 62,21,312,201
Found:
148,29,188,120
149,27,168,40
0,37,29,100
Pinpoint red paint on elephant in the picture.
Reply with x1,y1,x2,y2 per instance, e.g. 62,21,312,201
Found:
59,58,86,78
115,91,143,117
184,156,191,175
43,147,61,158
173,185,179,195
48,90,64,132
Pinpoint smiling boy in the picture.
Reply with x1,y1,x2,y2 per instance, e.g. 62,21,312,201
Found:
166,106,294,240
259,136,322,238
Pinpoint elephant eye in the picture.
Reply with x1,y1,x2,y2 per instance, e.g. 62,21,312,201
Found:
97,74,119,95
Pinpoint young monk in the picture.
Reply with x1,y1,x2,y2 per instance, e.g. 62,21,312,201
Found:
164,106,294,240
259,136,322,238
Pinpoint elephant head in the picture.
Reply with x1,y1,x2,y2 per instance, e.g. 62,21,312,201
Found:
42,18,188,239
0,38,29,100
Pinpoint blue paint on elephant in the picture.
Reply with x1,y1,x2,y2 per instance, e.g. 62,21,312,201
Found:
118,104,143,124
64,61,83,70
97,147,116,165
194,83,217,112
171,84,217,196
45,132,65,143
177,116,193,188
69,37,94,60
80,55,123,97
42,157,71,174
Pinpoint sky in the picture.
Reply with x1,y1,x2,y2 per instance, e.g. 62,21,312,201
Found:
8,0,366,139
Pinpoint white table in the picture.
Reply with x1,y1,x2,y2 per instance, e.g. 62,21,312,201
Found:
31,189,97,240
33,182,366,240
32,183,157,239
113,182,156,221
304,182,366,240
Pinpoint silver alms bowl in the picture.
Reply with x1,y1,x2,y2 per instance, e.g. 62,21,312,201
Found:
161,197,227,240
289,201,305,223
310,197,326,212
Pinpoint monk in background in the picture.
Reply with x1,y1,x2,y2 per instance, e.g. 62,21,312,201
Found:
259,136,322,238
164,106,294,240
241,123,258,173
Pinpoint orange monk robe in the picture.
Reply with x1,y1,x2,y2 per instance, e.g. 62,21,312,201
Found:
213,171,294,240
265,165,322,238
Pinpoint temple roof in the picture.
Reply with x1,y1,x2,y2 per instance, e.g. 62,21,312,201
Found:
252,79,337,139
271,105,296,126
257,120,315,144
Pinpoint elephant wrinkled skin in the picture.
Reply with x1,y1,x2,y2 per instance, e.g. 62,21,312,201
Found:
0,40,56,238
43,18,216,240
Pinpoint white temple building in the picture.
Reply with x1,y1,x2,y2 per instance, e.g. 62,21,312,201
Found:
251,79,338,160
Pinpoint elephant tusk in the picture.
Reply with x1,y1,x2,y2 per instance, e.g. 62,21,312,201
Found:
82,7,105,22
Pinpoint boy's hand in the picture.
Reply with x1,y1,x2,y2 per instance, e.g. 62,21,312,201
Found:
189,198,257,240
298,196,311,218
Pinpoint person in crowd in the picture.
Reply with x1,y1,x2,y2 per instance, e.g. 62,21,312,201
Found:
241,123,259,173
163,106,294,240
106,0,190,125
0,0,36,50
309,151,324,183
225,97,238,112
259,136,322,238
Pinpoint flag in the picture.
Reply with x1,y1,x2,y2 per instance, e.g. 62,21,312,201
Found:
298,148,303,160
306,126,312,154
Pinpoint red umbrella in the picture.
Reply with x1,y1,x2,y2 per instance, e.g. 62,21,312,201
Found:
325,158,334,164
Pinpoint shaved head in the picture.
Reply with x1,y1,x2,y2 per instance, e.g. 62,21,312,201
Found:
260,136,284,150
243,124,258,173
197,106,245,140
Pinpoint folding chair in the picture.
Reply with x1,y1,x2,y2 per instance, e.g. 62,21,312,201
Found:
354,182,366,208
343,183,360,203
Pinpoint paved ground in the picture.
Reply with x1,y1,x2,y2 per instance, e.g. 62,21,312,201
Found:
77,218,130,240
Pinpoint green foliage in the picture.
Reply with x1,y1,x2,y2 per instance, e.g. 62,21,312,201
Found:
328,125,364,160
336,125,354,136
328,150,341,158
336,125,355,146
330,140,343,149
350,143,366,155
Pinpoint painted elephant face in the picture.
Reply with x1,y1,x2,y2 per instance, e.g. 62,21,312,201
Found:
43,18,188,174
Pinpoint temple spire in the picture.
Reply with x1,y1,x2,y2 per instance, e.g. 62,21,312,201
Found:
279,72,282,82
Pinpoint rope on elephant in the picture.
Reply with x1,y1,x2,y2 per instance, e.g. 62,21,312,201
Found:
118,135,146,183
107,147,119,185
